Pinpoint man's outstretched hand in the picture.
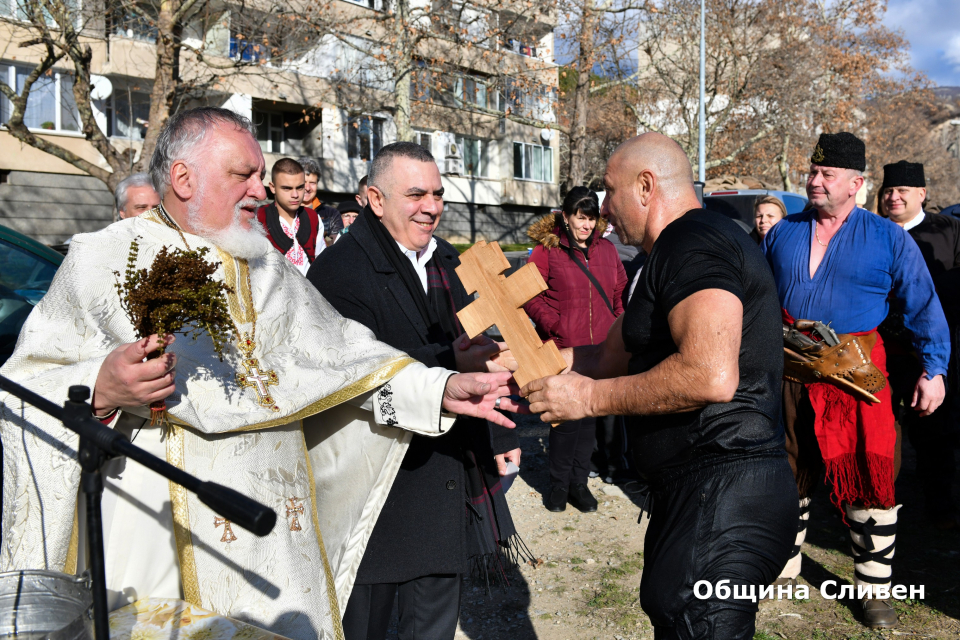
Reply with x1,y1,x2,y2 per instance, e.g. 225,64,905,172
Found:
522,371,597,424
442,371,526,428
93,334,177,414
454,333,516,373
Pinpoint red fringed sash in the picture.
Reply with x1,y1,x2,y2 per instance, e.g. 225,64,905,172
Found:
783,310,897,510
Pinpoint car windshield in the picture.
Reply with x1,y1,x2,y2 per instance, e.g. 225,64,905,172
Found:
0,238,59,365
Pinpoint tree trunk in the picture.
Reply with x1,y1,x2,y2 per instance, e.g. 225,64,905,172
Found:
394,64,414,142
778,133,792,192
140,0,182,180
566,3,594,190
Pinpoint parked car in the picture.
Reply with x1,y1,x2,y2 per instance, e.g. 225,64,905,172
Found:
0,224,64,367
703,189,809,230
941,203,960,220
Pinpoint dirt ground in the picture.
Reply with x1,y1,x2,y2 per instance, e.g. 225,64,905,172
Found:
417,416,960,640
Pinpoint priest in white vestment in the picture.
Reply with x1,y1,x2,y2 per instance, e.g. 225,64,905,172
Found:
0,108,522,640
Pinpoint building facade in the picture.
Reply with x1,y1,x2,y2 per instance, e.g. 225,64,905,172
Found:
0,0,560,245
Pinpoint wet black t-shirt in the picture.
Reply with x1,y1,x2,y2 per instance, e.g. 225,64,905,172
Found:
622,209,784,478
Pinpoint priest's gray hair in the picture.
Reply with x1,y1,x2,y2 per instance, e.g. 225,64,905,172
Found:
297,157,321,177
368,141,435,194
149,107,256,196
115,172,155,213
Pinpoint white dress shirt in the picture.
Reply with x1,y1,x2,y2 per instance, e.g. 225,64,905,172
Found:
902,211,925,232
396,238,438,293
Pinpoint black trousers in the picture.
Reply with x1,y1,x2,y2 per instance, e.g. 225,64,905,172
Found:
887,353,959,515
549,417,596,487
640,454,798,640
343,574,462,640
591,414,627,478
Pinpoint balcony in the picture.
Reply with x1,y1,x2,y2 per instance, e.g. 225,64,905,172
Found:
504,38,538,58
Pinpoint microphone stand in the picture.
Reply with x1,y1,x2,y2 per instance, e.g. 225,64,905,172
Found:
0,375,278,640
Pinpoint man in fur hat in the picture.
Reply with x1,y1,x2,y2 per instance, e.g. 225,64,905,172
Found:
762,135,950,628
878,160,960,530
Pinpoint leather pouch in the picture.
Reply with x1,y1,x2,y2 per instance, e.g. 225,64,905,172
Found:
784,329,886,400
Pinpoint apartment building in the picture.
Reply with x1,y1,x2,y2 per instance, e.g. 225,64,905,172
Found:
0,0,560,245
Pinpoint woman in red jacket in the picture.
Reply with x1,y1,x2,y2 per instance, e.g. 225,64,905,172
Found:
525,187,627,512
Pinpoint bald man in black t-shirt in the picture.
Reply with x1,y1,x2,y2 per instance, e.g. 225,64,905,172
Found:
522,133,798,640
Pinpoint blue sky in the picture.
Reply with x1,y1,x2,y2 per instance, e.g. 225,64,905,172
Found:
886,0,960,86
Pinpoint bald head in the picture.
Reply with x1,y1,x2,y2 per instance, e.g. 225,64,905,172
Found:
601,132,701,252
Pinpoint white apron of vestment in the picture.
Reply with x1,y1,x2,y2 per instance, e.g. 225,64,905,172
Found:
0,211,455,639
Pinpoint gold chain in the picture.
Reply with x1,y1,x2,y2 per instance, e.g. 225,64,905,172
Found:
815,224,828,247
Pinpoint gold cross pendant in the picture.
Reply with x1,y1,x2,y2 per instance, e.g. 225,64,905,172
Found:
235,335,280,412
286,497,305,532
214,516,237,543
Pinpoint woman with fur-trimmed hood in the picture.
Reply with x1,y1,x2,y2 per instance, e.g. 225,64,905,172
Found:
525,186,627,513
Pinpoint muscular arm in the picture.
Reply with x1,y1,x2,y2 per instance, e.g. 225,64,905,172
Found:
564,314,630,380
524,289,742,423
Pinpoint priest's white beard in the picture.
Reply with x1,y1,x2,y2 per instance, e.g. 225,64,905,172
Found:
187,188,271,260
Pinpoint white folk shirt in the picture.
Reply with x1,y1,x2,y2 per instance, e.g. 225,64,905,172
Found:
396,238,438,293
902,211,925,232
280,214,325,276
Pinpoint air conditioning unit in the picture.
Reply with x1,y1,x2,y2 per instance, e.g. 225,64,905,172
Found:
434,131,463,176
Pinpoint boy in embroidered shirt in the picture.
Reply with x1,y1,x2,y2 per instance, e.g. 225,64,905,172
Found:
256,158,323,275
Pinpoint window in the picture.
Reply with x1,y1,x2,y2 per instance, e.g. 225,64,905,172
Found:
411,64,432,102
105,89,151,140
252,108,314,155
455,76,487,109
431,2,490,44
255,111,286,154
456,135,488,177
230,35,268,62
0,64,80,133
783,195,807,214
414,130,432,153
505,39,537,58
344,0,381,9
337,37,393,91
108,10,159,42
348,115,384,161
513,142,553,182
501,78,555,121
0,0,22,19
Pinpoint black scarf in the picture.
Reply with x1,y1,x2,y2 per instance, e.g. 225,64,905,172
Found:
364,207,460,344
264,203,313,258
363,206,533,586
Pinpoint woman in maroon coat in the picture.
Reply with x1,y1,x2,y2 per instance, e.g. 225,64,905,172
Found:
525,187,627,512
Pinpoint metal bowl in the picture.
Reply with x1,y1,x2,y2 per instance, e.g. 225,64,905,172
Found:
0,570,93,640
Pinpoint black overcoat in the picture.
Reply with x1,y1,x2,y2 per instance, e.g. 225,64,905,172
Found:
307,210,518,583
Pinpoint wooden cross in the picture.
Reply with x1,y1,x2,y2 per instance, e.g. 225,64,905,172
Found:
285,497,305,532
214,516,237,543
236,355,280,412
456,240,567,392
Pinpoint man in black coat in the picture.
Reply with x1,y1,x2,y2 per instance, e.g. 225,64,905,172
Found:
308,142,523,640
879,160,960,529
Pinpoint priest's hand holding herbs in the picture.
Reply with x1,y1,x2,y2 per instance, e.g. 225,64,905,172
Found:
93,334,178,415
442,371,526,428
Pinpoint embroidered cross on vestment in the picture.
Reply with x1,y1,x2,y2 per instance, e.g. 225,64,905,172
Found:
235,338,280,412
214,516,237,543
286,497,305,531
